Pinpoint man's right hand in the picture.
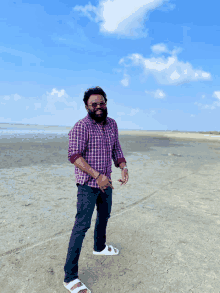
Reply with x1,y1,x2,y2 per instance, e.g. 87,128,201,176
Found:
96,174,114,192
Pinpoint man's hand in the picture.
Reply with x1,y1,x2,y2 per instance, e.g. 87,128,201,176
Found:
96,174,114,192
118,168,129,186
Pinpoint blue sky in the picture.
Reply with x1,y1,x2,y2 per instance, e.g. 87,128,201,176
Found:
0,0,220,131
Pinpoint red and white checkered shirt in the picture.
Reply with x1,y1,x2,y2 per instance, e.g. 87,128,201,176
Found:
68,113,126,188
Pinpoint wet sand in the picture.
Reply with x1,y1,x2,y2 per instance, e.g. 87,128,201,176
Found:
1,131,220,292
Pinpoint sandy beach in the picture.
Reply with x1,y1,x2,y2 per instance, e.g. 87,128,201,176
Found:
1,131,220,292
119,130,220,141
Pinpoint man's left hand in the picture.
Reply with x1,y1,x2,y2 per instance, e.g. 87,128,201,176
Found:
118,168,129,186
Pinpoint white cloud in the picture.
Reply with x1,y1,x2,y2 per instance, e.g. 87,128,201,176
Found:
194,102,217,110
154,89,166,99
73,0,171,38
117,112,126,116
119,44,212,85
50,88,66,98
170,47,183,56
2,94,22,101
129,108,140,116
145,89,166,99
151,43,183,56
202,72,210,78
44,88,77,113
195,92,220,110
170,70,180,81
3,95,11,101
156,1,175,11
151,43,169,54
213,91,220,100
120,73,130,87
13,94,22,101
73,2,99,22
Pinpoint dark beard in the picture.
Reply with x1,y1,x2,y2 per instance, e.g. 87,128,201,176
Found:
88,108,108,123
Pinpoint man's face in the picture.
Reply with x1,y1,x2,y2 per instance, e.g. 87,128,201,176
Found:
85,94,108,124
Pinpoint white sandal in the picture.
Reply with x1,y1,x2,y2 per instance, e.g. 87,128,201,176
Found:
93,244,119,255
63,278,91,293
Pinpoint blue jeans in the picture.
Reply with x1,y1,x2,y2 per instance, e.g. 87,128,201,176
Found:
64,183,112,283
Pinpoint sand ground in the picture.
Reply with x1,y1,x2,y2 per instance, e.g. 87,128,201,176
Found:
1,132,220,292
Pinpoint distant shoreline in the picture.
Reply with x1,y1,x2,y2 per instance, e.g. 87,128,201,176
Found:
118,130,220,142
0,122,219,135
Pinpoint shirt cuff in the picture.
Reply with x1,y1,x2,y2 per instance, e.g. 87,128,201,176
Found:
116,158,127,168
70,154,82,164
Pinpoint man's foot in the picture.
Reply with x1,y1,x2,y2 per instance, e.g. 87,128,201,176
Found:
93,244,119,255
107,246,117,253
96,245,117,253
64,280,89,293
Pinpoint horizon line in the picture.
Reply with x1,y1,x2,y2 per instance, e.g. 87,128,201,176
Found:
0,122,219,133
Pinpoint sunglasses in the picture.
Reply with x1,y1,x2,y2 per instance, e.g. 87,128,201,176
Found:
88,102,106,108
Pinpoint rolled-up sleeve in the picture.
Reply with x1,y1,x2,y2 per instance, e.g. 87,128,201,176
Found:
68,121,88,164
112,121,127,168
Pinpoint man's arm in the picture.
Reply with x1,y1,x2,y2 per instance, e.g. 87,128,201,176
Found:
74,156,100,179
112,122,127,168
119,162,126,170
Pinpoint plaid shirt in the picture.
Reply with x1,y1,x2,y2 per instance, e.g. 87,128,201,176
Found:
68,113,126,188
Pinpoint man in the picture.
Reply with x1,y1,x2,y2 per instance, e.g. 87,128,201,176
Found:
63,86,129,293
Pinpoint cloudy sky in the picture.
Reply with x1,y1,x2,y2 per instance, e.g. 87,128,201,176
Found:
0,0,220,131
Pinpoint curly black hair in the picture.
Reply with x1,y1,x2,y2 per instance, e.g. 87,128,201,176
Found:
83,86,107,106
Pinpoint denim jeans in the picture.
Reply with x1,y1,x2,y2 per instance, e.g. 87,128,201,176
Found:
64,183,112,283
